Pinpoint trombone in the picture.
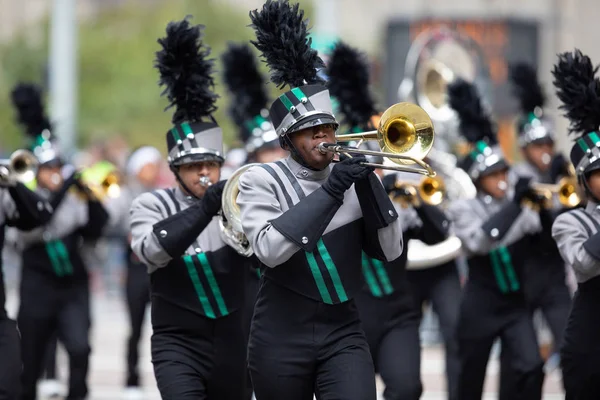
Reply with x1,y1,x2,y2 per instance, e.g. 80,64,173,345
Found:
317,103,436,177
390,176,446,208
0,149,38,185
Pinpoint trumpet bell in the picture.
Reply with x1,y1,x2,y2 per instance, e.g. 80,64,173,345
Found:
0,149,38,184
378,103,435,166
419,176,445,205
557,178,580,208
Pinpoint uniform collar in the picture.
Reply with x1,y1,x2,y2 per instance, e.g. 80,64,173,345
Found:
285,155,331,181
174,185,197,205
586,200,600,214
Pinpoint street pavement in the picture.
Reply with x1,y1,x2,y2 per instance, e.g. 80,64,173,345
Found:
6,290,564,400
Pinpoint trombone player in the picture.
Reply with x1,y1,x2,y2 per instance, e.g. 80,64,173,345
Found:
326,40,451,400
238,2,403,398
497,63,574,399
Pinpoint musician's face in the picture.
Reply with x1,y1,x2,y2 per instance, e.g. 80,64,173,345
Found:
479,168,509,199
286,123,336,170
586,169,600,200
137,162,160,188
177,160,220,198
255,147,288,163
523,142,554,172
37,165,63,192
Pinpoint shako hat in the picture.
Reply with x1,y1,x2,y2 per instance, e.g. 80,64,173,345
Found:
448,79,508,181
155,17,224,167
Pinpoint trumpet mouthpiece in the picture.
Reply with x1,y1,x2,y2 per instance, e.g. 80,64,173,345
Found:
317,143,329,154
199,176,212,187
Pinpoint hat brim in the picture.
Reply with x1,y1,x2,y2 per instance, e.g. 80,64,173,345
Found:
286,114,339,135
584,158,600,176
172,153,224,166
480,159,510,178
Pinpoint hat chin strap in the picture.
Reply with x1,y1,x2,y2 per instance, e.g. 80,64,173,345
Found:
170,165,200,200
580,174,600,204
281,135,326,172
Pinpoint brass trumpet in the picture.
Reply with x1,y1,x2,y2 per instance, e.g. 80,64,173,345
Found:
528,177,581,209
317,103,436,177
0,149,38,185
391,176,446,207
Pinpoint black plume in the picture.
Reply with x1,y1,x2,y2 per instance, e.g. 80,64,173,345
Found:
327,41,377,130
155,17,218,125
552,49,600,136
447,78,496,145
509,62,546,114
10,83,52,138
221,43,269,129
249,0,325,89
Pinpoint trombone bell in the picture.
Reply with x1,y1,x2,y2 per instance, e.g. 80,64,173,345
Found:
324,102,436,176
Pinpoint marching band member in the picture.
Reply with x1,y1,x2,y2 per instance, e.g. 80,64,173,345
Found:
551,49,600,400
326,40,449,400
9,83,109,400
221,41,287,400
129,18,250,399
102,146,162,399
238,2,403,398
0,155,53,398
446,79,548,400
498,62,573,399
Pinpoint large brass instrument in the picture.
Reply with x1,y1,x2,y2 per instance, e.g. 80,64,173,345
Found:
397,28,489,270
0,149,38,185
219,164,259,257
391,176,446,207
318,103,436,177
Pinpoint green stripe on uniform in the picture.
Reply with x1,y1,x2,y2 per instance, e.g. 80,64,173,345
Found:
182,255,215,318
54,241,73,275
278,94,295,112
498,247,520,291
361,252,383,298
291,87,308,103
181,122,194,137
170,127,182,143
197,253,228,316
45,242,63,276
490,249,508,293
305,251,333,304
589,132,600,146
316,239,347,302
370,258,394,295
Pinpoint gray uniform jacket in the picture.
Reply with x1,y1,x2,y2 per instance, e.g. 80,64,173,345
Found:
129,186,247,319
448,193,543,294
237,156,403,304
552,201,600,283
12,187,107,280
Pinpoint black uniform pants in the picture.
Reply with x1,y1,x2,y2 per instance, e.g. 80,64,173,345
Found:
457,284,544,400
150,299,247,400
18,271,90,400
42,332,58,380
124,262,150,387
406,261,461,400
355,291,422,400
0,318,21,399
561,280,600,400
248,280,376,400
498,264,571,399
242,269,260,399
